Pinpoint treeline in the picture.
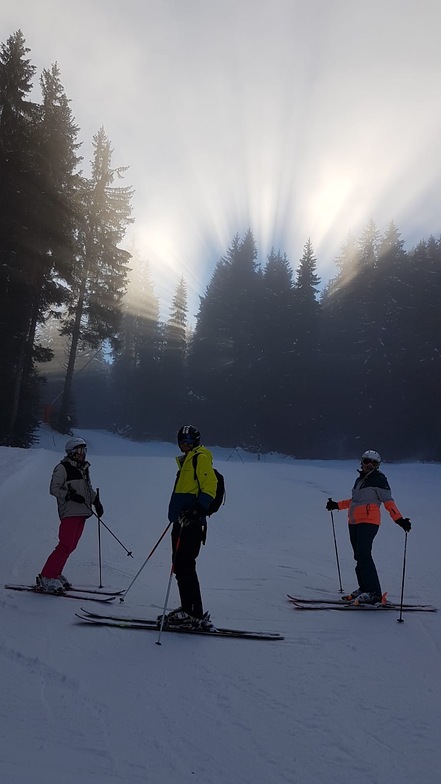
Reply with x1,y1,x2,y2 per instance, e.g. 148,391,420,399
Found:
0,30,133,445
105,225,440,460
2,32,441,459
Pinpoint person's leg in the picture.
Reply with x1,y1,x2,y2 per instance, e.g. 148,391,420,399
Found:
350,523,381,596
348,523,367,593
41,516,86,578
349,524,365,591
172,524,203,617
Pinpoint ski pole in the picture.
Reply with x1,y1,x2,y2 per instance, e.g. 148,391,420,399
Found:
156,521,184,646
119,521,172,603
328,500,343,593
97,519,103,587
87,504,134,558
96,515,134,557
97,520,103,588
96,489,103,587
397,532,408,624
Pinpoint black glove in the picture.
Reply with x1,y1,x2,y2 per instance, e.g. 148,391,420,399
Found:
396,517,411,532
326,499,339,511
178,508,202,527
94,499,104,517
67,489,85,504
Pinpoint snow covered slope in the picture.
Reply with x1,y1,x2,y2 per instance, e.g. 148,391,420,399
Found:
2,427,440,784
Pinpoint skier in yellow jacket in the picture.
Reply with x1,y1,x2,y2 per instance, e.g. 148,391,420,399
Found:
326,450,411,604
160,425,217,630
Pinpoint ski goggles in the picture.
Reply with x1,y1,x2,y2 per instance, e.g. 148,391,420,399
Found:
178,436,196,446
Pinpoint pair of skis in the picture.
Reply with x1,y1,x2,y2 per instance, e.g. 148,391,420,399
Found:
287,594,437,612
75,608,284,641
4,583,284,640
4,584,122,603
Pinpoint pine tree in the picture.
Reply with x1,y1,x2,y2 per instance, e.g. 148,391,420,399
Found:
259,248,296,451
294,239,321,344
57,128,133,432
111,253,162,438
320,231,366,456
321,221,408,456
188,235,240,406
188,231,262,446
290,239,322,455
0,31,43,444
160,277,189,438
367,221,410,452
0,31,36,442
404,237,441,458
7,61,82,442
72,348,111,429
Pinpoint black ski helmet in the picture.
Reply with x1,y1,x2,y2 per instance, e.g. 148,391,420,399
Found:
177,425,201,447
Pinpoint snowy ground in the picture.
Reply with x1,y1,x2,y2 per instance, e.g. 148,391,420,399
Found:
1,427,441,784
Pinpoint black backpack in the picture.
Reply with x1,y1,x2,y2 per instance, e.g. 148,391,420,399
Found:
192,454,226,516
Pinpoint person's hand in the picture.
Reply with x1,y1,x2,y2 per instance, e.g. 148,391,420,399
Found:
67,489,85,503
326,499,339,511
178,508,201,526
94,499,104,517
396,517,411,532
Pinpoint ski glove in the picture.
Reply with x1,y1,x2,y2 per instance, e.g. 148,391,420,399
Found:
326,499,339,511
179,508,202,527
67,489,85,504
93,499,104,517
395,517,411,532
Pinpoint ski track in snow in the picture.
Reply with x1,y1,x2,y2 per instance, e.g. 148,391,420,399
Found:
0,641,124,782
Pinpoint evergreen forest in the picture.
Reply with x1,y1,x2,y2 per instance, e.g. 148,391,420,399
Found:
1,31,440,460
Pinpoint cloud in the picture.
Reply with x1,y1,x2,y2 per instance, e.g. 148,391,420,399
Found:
3,0,441,316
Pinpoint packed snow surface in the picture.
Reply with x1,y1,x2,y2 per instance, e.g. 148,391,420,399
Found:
2,427,441,784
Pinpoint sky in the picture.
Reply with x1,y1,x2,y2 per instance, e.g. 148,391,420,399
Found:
2,426,441,783
2,0,441,318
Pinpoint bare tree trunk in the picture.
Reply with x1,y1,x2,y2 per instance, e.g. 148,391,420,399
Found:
57,281,86,433
7,331,29,442
7,267,43,442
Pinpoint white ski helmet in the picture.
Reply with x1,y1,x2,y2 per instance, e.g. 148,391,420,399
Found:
361,449,381,465
65,437,87,454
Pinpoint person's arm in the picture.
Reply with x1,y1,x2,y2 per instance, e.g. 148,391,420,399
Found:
194,453,217,512
326,498,350,510
376,477,411,531
49,463,67,499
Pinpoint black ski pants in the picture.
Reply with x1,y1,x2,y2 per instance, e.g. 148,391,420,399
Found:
348,523,382,597
172,522,204,618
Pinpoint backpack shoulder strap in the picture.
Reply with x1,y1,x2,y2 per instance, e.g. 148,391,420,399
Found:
192,453,200,488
